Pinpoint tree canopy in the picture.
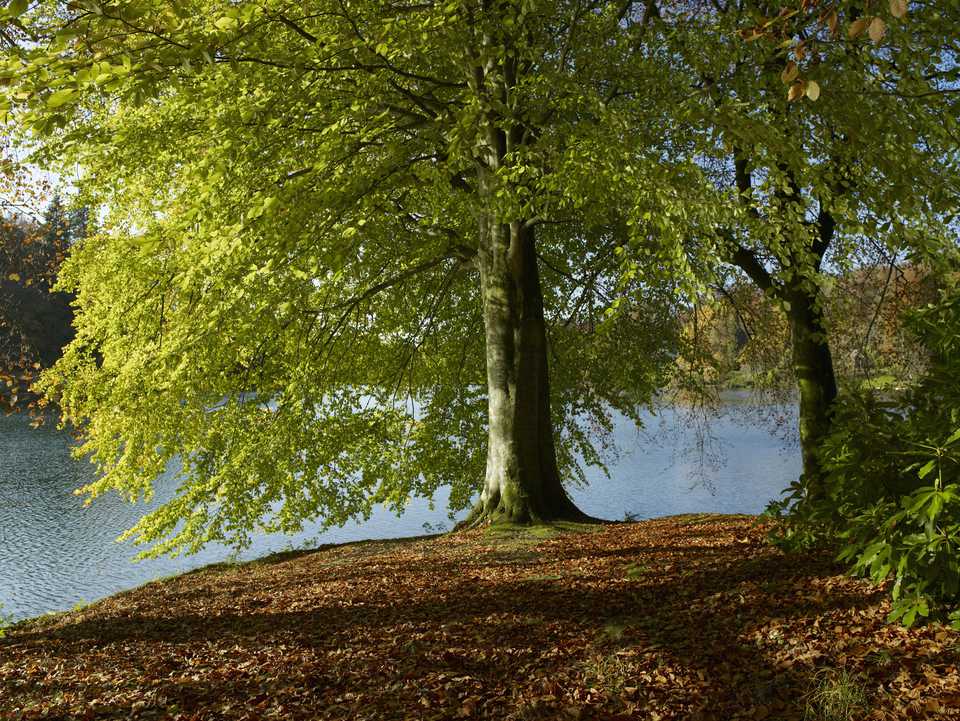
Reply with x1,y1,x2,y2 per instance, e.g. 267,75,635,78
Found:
1,0,691,554
1,0,958,587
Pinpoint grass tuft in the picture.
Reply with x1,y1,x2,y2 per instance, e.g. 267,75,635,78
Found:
0,604,11,638
803,668,869,721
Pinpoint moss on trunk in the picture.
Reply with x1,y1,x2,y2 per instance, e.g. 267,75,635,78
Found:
468,219,590,527
786,286,838,500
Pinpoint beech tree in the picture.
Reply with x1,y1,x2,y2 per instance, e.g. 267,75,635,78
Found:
616,0,960,493
1,0,686,553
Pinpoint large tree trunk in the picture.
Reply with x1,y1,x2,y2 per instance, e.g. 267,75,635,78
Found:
468,218,589,525
786,285,838,500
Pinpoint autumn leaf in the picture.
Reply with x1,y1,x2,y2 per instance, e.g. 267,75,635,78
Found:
806,81,821,101
869,17,887,43
889,0,908,19
781,61,799,84
788,81,806,102
827,11,839,35
848,17,869,39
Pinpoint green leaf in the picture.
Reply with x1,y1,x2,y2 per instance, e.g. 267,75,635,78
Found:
7,0,28,17
46,88,78,108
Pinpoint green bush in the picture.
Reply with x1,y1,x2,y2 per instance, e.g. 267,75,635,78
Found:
836,429,960,627
767,264,960,627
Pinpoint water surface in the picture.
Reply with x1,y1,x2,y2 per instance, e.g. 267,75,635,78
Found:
0,400,799,621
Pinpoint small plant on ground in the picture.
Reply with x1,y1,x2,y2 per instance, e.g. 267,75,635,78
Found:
624,563,650,580
803,668,869,721
581,649,636,699
0,604,12,638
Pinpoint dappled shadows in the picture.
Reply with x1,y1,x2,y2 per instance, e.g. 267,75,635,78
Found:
2,517,957,720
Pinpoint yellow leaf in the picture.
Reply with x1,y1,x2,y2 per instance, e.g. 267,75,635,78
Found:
848,17,868,38
781,61,799,84
788,81,805,102
806,81,821,101
7,272,20,282
869,16,887,43
890,0,908,19
46,88,78,108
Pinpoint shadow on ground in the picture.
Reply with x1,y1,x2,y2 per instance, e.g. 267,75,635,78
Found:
2,517,956,720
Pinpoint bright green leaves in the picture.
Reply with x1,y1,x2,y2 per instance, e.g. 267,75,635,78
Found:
214,16,238,32
245,195,280,221
45,87,78,108
3,0,27,18
6,0,685,555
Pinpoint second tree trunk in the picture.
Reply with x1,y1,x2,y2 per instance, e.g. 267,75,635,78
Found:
786,286,838,500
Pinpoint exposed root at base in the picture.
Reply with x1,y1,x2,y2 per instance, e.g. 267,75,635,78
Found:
453,499,604,532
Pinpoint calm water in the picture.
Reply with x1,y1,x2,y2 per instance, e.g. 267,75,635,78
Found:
0,401,800,622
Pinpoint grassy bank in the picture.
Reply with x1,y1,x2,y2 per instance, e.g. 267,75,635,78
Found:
1,515,958,720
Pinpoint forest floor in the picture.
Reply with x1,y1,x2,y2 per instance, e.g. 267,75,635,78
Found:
2,514,959,721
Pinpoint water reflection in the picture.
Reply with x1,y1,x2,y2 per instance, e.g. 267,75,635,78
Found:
0,400,799,621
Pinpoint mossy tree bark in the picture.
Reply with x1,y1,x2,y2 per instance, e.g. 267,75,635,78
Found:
785,284,838,499
459,10,590,527
729,154,840,501
470,217,588,525
732,244,840,499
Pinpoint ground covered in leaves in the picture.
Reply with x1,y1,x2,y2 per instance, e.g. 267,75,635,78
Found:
2,514,959,720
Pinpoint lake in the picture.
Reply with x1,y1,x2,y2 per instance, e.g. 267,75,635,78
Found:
0,399,800,622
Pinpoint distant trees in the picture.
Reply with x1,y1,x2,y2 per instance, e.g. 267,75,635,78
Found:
0,195,82,412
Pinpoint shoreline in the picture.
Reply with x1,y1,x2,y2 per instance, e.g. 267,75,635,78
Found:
3,514,957,720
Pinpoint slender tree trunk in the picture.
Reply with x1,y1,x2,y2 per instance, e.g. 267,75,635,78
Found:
468,218,588,525
786,285,838,500
729,149,840,500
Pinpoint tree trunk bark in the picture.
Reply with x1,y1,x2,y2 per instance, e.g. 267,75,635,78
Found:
786,286,838,500
467,218,589,525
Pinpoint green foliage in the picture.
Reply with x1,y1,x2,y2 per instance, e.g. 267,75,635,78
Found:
768,258,960,627
0,0,684,554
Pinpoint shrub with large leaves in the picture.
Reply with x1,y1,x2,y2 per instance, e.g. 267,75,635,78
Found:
767,255,960,626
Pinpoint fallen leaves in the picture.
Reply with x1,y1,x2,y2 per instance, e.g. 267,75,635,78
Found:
1,515,958,720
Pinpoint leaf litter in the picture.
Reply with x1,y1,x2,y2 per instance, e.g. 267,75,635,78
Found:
1,515,958,720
